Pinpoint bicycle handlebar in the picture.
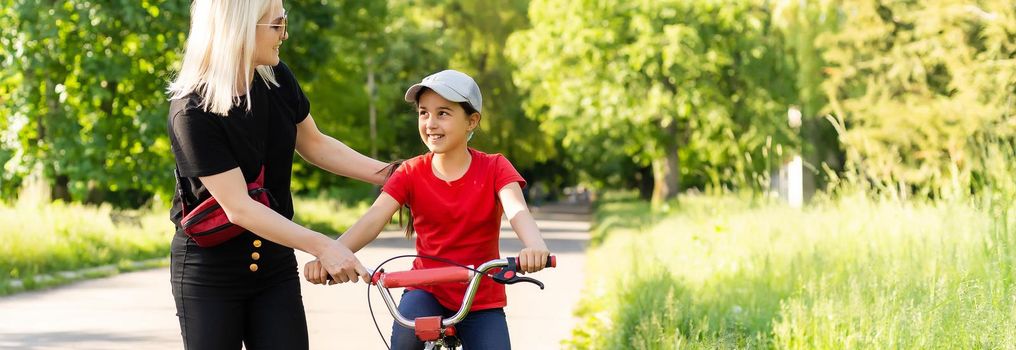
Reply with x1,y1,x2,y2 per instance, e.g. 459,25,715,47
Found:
369,256,556,331
372,266,474,288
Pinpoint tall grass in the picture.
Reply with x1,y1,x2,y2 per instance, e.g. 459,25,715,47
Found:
0,194,369,295
0,200,171,294
567,192,1016,349
569,119,1016,349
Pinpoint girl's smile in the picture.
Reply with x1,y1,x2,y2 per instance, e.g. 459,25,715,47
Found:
426,132,446,144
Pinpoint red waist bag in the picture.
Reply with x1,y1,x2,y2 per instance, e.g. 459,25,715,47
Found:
179,167,275,247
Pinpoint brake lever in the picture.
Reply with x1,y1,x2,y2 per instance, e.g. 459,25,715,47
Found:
491,257,545,290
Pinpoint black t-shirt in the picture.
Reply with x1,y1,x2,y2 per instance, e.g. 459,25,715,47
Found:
168,62,310,227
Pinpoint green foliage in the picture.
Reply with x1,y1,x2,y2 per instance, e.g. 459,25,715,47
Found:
1,0,189,205
508,0,797,200
771,0,844,190
278,0,393,193
285,0,560,194
820,0,1016,198
423,0,557,169
569,193,1016,349
2,0,1012,211
0,0,353,205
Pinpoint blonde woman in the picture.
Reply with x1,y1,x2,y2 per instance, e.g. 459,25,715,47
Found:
167,0,375,348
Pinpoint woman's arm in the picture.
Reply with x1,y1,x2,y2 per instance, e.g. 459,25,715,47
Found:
294,114,390,185
498,182,551,273
305,192,403,284
200,167,369,283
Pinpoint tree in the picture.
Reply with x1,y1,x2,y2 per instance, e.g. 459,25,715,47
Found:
417,0,556,169
290,0,559,194
820,0,1016,197
771,0,843,194
0,0,351,204
508,0,796,203
1,0,189,205
285,0,456,193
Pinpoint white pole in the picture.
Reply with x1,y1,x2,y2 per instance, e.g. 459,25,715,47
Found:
788,155,803,208
787,106,803,208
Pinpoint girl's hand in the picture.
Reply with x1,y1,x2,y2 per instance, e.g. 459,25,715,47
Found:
303,259,329,285
518,246,551,273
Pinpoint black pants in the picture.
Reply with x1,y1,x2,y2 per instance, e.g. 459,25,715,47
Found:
171,231,308,350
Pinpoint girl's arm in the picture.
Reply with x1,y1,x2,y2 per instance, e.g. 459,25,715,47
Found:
200,167,369,283
339,193,403,252
295,114,390,185
305,192,403,284
498,182,551,273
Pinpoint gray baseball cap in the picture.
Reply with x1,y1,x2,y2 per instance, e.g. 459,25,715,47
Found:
404,70,483,113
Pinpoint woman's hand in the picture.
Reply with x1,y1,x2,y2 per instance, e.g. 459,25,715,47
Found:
305,194,403,286
518,245,551,274
315,240,369,284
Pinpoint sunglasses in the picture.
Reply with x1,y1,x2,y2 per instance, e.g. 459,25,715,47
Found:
256,12,288,36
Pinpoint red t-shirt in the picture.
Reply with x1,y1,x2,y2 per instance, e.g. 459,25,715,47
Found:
382,148,526,311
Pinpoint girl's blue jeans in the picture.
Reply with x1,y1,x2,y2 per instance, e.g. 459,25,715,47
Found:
390,289,510,350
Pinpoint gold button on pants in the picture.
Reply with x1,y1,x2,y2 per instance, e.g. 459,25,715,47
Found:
249,263,259,272
252,239,262,248
251,252,260,261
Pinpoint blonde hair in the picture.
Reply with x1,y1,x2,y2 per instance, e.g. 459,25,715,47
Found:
168,0,280,116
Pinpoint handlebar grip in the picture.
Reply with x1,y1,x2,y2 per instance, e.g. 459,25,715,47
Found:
512,255,557,270
378,266,472,288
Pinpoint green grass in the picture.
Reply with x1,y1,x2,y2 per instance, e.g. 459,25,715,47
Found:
588,193,657,245
0,194,369,295
0,200,171,294
293,195,370,236
567,193,1016,349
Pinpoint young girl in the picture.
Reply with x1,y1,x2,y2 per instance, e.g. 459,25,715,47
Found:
304,69,551,349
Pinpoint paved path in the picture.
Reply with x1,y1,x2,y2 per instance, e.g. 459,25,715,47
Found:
0,206,590,350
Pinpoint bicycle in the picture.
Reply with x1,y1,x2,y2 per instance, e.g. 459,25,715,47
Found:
352,255,557,350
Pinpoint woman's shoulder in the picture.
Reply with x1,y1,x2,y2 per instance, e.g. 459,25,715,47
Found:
169,95,215,123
